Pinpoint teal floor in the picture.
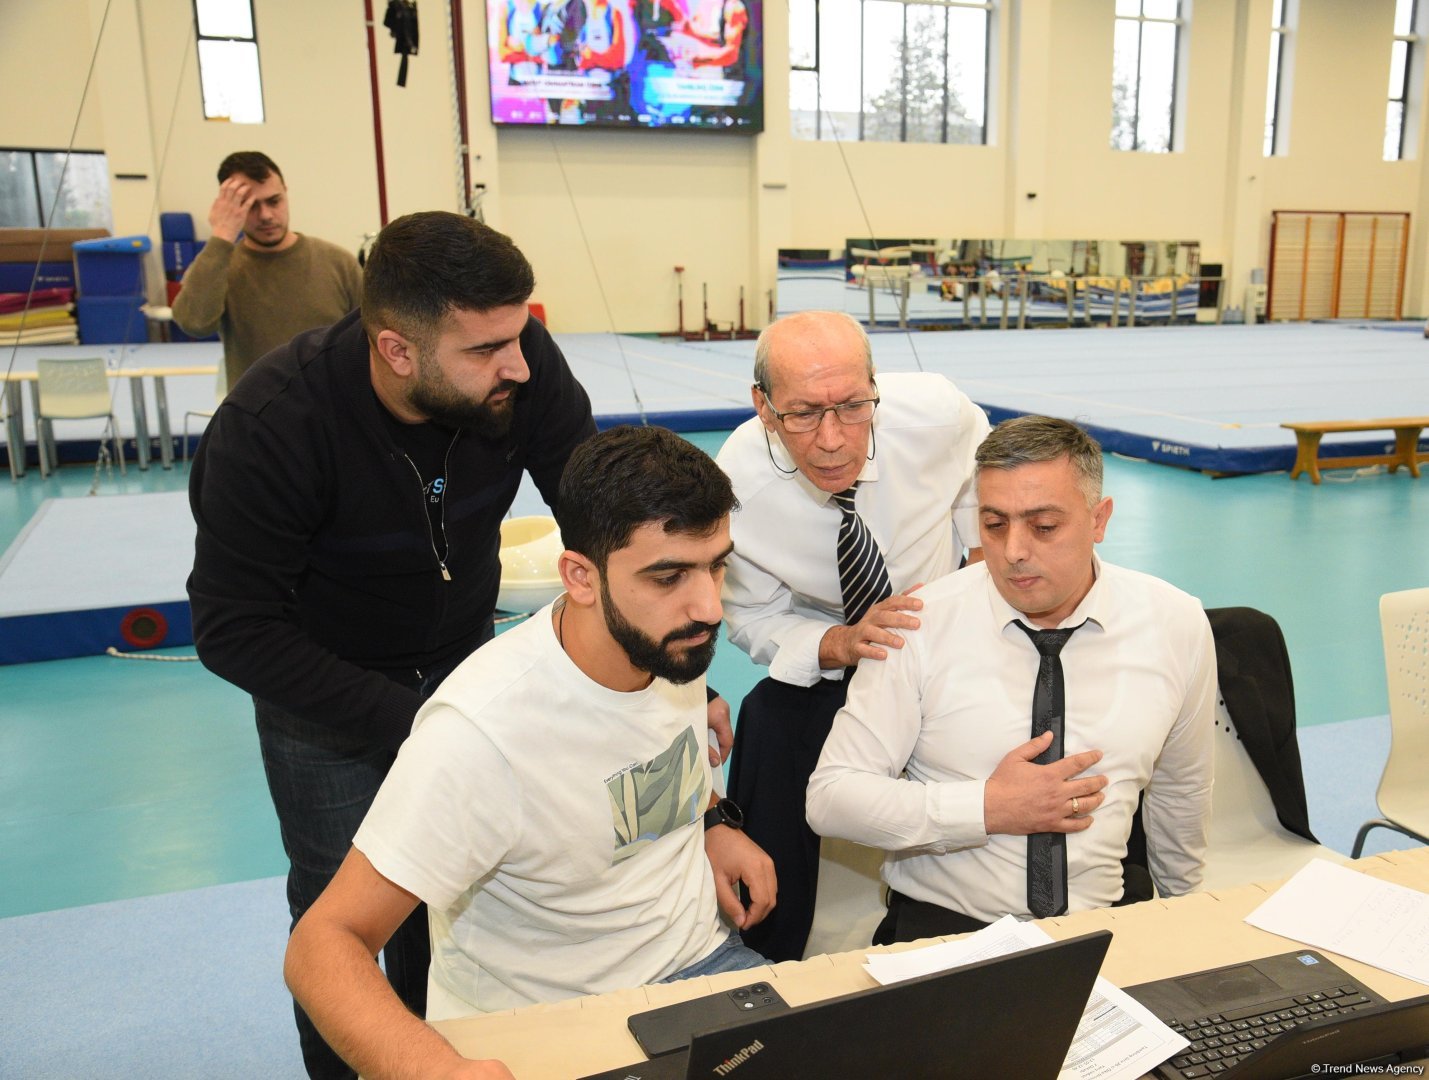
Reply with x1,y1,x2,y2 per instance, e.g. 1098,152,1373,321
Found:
2,439,1427,919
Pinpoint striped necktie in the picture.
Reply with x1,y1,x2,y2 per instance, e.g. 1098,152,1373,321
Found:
834,483,893,625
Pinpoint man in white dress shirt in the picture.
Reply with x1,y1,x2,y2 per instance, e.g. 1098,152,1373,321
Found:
717,310,990,960
807,415,1216,942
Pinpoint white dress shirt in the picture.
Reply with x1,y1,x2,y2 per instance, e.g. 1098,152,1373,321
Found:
718,372,989,687
806,556,1216,922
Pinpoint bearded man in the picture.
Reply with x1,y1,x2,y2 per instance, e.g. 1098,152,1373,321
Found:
188,211,596,1080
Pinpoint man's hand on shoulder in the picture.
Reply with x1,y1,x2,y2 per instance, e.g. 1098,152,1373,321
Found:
209,175,255,244
704,823,776,930
983,733,1107,836
817,586,924,669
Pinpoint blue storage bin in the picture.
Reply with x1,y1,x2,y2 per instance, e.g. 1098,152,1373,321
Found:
73,235,152,297
77,295,148,344
0,261,75,291
160,212,196,242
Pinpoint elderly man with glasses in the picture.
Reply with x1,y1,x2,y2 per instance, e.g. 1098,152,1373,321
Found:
715,308,990,961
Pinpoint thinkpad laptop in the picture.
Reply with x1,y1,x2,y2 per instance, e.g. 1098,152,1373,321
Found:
578,930,1111,1080
1124,949,1429,1079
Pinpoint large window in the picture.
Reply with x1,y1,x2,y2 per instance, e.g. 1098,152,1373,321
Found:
1385,0,1419,160
0,149,112,231
1264,0,1296,156
1110,0,1185,153
790,0,991,144
194,0,265,124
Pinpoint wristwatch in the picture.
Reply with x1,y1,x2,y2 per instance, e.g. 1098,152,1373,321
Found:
703,797,744,831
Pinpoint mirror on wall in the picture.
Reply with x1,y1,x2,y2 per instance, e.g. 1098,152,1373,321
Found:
777,238,1213,328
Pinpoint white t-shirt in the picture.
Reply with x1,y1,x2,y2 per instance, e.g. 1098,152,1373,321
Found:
717,371,990,687
354,602,726,1017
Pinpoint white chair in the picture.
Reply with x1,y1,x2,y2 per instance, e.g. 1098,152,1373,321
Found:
1201,697,1348,890
34,357,125,479
182,367,227,464
804,836,885,959
1351,588,1429,856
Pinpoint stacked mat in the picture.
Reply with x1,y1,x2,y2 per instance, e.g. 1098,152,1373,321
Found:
0,286,78,346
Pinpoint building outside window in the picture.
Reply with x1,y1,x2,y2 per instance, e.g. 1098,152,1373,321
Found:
790,0,991,144
194,0,265,124
1110,0,1186,153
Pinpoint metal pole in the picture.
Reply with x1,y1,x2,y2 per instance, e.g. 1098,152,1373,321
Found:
1017,273,1028,330
1110,281,1121,328
1170,276,1179,324
1066,279,1075,324
702,282,710,340
129,377,150,471
978,277,987,326
362,0,391,226
1128,276,1138,327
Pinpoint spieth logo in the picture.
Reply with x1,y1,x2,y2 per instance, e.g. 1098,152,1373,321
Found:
1150,440,1191,457
711,1039,765,1076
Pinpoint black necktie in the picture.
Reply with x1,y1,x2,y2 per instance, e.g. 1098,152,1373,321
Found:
833,483,893,626
1014,619,1084,919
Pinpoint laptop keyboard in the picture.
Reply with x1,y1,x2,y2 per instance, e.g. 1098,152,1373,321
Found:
1160,984,1376,1077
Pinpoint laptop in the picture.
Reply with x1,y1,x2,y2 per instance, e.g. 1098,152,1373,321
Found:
1124,949,1429,1079
577,930,1111,1080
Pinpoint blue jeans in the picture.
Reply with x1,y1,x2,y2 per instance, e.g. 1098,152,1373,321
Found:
661,931,769,983
256,631,488,1079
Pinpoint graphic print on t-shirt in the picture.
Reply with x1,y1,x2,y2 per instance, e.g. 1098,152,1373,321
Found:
607,727,706,865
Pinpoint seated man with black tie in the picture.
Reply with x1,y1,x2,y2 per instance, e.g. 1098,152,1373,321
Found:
806,415,1216,943
717,309,990,960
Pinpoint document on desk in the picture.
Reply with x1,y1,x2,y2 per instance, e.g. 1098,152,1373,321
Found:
863,916,1189,1080
1244,857,1429,985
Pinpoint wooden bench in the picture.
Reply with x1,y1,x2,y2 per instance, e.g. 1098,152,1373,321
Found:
1281,418,1429,484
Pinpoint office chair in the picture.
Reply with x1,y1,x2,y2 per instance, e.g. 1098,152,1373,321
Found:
34,357,125,479
1351,587,1429,857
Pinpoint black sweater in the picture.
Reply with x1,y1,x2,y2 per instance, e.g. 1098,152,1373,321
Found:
188,310,596,748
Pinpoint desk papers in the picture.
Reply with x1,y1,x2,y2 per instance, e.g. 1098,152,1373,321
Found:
1244,858,1429,985
863,916,1188,1080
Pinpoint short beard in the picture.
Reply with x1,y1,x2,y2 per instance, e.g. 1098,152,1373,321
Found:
409,354,519,436
245,226,289,249
600,578,719,685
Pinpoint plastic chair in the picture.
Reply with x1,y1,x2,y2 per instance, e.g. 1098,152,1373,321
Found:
1351,588,1429,857
1201,696,1348,889
34,357,125,478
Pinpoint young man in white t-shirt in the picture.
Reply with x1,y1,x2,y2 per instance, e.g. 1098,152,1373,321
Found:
284,425,776,1080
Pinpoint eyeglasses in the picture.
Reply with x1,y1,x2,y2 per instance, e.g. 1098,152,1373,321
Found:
758,386,880,434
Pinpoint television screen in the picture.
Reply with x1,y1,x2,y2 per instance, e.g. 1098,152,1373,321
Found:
486,0,763,131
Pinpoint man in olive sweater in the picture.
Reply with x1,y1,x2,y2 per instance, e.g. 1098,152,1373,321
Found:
172,151,361,393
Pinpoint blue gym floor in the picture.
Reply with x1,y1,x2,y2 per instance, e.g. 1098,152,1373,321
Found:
2,323,1427,1077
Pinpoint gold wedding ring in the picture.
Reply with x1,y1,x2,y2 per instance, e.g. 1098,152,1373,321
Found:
1071,796,1081,815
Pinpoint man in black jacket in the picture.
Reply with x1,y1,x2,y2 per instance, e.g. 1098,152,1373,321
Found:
188,212,597,1080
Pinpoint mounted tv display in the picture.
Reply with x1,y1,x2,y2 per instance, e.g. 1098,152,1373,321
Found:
487,0,763,131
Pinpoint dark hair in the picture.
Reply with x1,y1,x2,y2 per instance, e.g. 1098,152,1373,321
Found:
557,426,738,571
217,151,283,184
361,211,536,348
975,415,1104,507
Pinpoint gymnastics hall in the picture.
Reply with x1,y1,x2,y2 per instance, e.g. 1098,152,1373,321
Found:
4,1,1429,1077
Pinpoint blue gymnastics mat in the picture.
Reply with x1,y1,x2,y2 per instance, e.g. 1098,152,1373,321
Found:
595,321,1429,475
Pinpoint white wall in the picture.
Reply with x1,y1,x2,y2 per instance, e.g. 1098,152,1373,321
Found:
4,0,1428,328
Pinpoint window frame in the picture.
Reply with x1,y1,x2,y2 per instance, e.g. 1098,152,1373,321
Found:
0,147,112,230
192,0,266,124
1386,0,1421,160
1110,0,1187,154
1264,0,1297,157
790,0,994,146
